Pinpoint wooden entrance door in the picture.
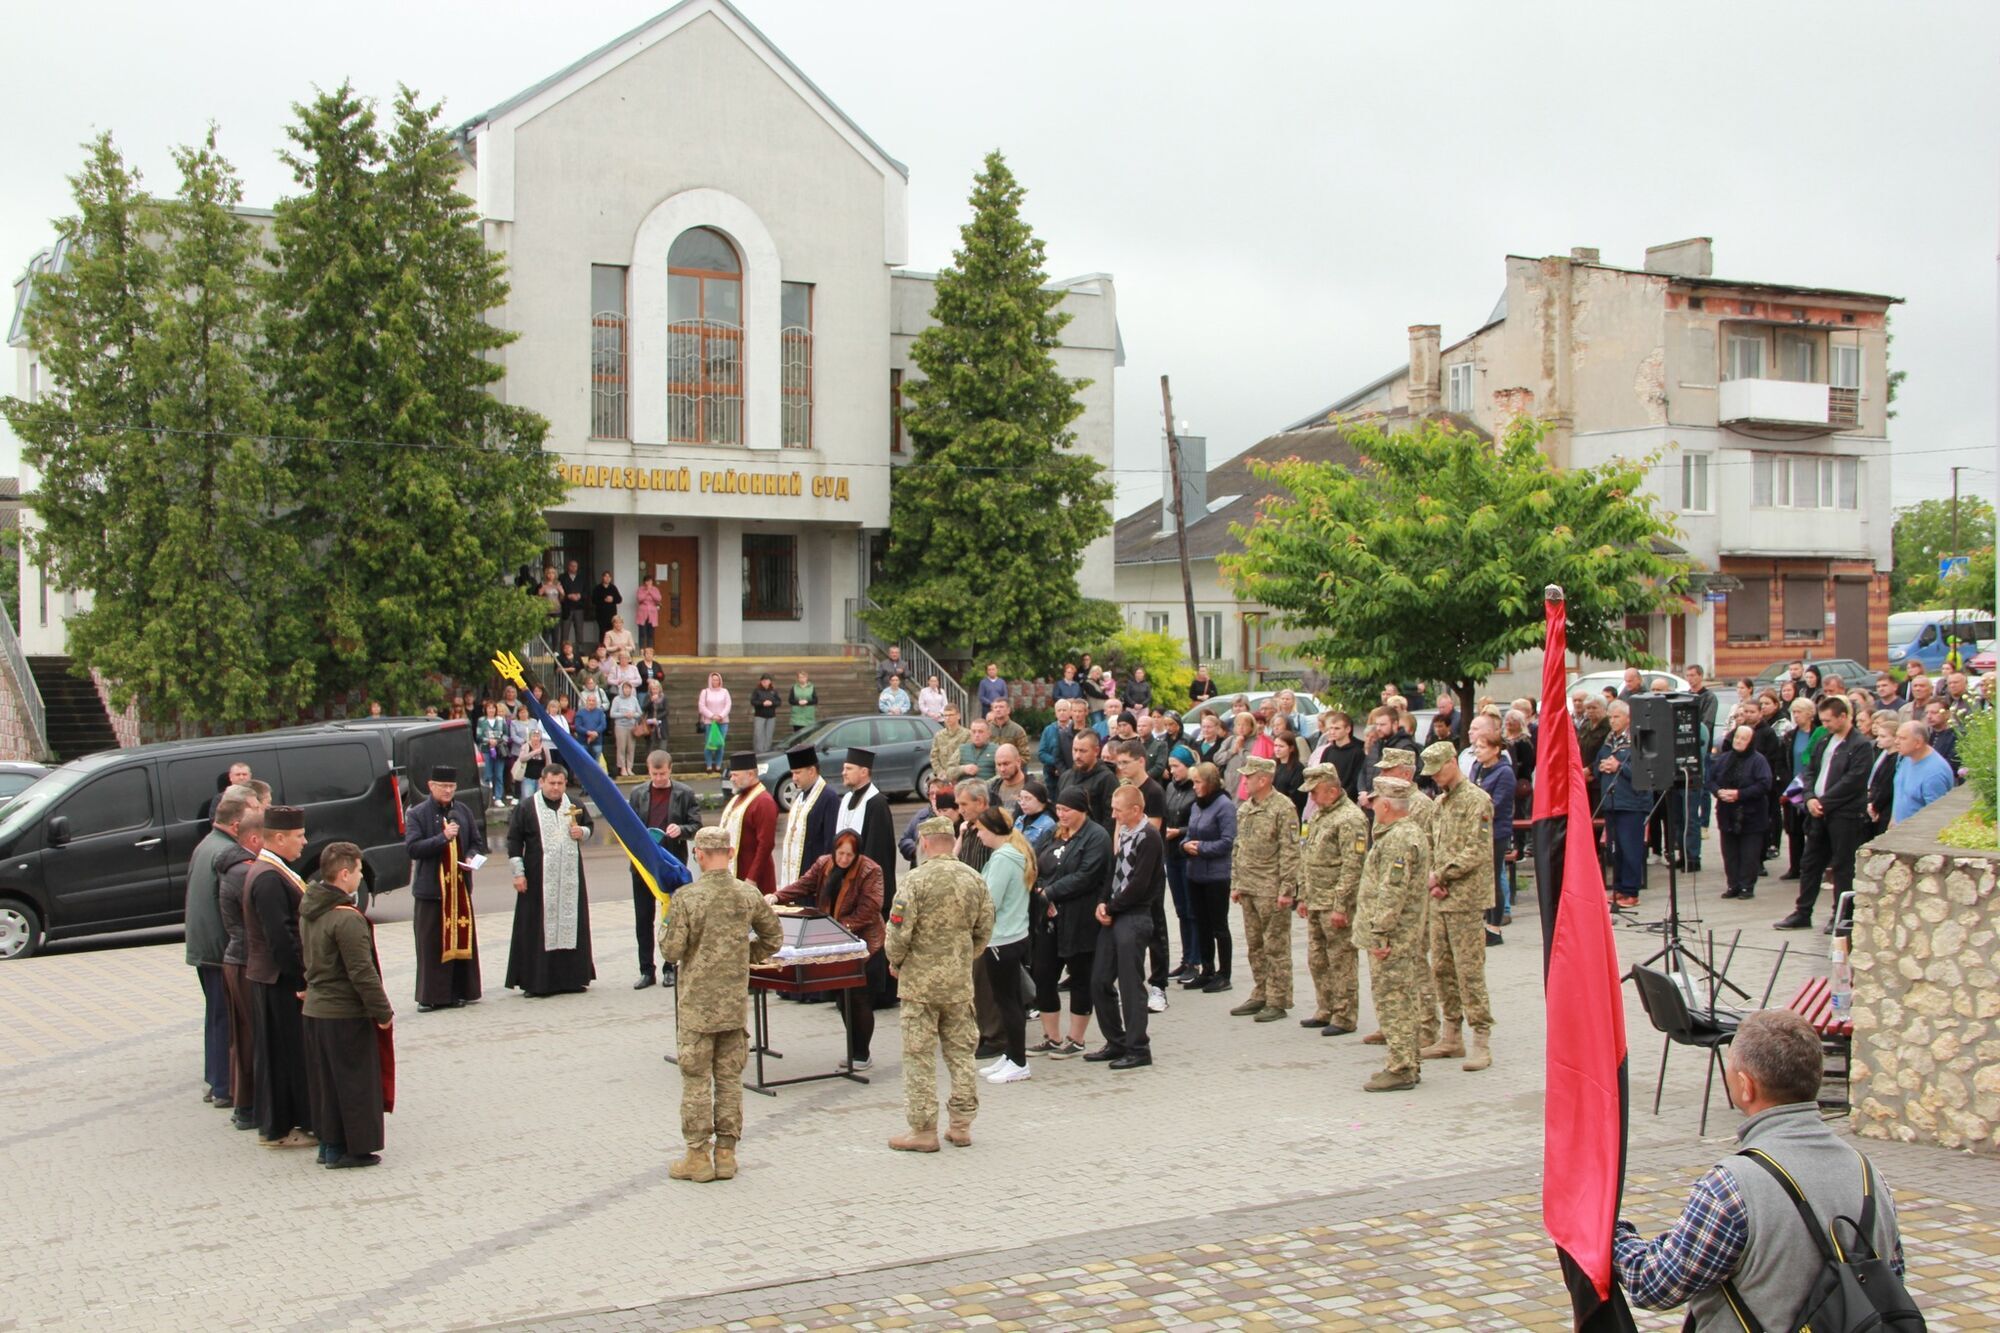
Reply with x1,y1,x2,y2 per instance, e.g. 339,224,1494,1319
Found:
639,537,700,656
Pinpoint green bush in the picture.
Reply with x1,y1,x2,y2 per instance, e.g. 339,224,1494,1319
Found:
1961,707,1996,820
1095,629,1195,708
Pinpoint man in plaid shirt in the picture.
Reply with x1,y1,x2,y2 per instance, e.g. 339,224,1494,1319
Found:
1611,1010,1904,1329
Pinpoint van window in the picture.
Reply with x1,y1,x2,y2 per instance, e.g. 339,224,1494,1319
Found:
1886,619,1923,646
165,751,282,823
59,767,153,838
280,743,376,804
396,726,478,798
1917,626,1938,647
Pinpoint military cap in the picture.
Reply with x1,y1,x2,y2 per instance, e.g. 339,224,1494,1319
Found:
1420,740,1458,776
1242,754,1276,776
1376,747,1417,771
691,827,732,853
1301,763,1339,787
917,815,957,839
1372,774,1416,800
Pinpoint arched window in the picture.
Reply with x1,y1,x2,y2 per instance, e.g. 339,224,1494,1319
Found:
667,227,743,444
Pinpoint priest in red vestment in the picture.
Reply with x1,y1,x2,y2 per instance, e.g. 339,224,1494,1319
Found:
720,751,778,896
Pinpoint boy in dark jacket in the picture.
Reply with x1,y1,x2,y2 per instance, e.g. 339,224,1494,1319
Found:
301,843,394,1169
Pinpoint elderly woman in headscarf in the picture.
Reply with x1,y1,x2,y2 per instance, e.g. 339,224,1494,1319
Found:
775,830,885,1072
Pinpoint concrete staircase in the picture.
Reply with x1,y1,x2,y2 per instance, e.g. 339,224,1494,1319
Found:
642,656,883,770
27,657,119,762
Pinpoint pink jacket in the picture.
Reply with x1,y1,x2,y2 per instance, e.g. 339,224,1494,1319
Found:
697,687,732,724
635,582,661,627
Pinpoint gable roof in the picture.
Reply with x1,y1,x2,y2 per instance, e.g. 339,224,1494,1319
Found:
1115,412,1486,566
455,0,907,180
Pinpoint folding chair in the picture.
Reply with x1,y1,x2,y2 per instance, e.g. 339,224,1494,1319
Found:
1628,964,1740,1136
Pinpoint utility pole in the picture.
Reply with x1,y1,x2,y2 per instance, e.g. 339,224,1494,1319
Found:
1950,465,1965,670
1160,376,1202,672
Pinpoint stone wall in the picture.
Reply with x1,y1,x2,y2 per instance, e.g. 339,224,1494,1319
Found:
1848,786,2000,1156
90,669,142,749
0,656,45,760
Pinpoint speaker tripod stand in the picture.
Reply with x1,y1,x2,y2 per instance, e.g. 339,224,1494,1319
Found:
1633,765,1748,1005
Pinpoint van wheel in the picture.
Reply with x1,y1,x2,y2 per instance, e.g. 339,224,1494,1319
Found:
0,899,44,960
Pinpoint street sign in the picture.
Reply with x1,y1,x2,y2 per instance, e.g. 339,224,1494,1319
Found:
1704,591,1727,604
1940,555,1971,581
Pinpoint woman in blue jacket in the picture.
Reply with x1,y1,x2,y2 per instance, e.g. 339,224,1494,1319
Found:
1179,761,1237,992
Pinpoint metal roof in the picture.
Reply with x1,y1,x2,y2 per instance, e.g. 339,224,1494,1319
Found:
453,0,908,180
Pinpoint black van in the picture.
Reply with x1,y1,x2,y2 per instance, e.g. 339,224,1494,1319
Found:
0,718,478,959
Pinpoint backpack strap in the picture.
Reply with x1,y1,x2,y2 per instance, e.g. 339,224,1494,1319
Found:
1737,1148,1845,1264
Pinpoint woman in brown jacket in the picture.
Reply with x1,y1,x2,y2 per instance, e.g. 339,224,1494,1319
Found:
300,842,394,1169
775,831,885,1072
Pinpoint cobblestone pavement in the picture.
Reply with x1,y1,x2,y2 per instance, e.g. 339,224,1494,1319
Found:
3,836,1993,1330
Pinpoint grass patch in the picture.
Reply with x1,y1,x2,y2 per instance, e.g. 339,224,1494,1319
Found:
1936,808,1999,851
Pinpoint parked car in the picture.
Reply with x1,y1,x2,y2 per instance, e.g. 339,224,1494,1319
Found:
1567,670,1690,702
1179,690,1329,737
1969,640,1996,674
0,718,478,960
1753,658,1873,686
1886,611,1995,675
752,713,942,808
0,762,51,808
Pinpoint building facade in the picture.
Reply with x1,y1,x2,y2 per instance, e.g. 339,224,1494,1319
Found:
7,0,1120,659
1117,238,1898,691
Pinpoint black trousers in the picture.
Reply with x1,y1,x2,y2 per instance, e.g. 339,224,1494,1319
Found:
1191,879,1232,978
1146,894,1169,989
1782,800,1809,873
1093,912,1153,1055
1031,926,1093,1015
1719,829,1766,896
633,875,662,977
977,940,1029,1065
1795,813,1864,919
302,1015,384,1156
839,951,887,1060
197,964,229,1100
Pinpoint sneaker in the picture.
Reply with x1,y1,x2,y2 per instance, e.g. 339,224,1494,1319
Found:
1176,971,1212,989
1026,1008,1041,1020
984,1060,1031,1084
1200,977,1233,994
1146,986,1168,1014
1026,1038,1063,1056
1049,1039,1086,1058
836,1056,872,1073
1773,912,1813,931
980,1056,1010,1077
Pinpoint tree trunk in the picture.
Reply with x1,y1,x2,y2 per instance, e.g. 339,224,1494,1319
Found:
1454,679,1477,747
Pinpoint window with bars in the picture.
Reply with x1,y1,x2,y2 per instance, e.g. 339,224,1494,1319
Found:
781,281,813,449
742,534,800,620
590,265,628,439
667,227,743,445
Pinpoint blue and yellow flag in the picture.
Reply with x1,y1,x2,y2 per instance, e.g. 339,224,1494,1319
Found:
492,651,690,905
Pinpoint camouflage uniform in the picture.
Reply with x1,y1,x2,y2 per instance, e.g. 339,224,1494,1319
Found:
1231,786,1302,1010
884,855,995,1132
1301,792,1369,1028
1373,753,1440,1045
659,868,783,1153
929,725,970,789
1427,778,1496,1033
1356,812,1431,1080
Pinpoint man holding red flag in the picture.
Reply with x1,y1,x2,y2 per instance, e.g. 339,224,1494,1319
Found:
1535,587,1640,1332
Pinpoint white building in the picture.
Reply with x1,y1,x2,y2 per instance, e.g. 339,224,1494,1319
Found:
8,0,1120,658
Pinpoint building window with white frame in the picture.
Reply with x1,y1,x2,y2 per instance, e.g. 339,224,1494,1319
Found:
667,227,743,445
781,281,813,449
1725,333,1765,381
1197,612,1223,663
1445,361,1476,414
1145,611,1170,635
1681,452,1711,513
1750,453,1859,511
590,265,627,440
1829,343,1862,427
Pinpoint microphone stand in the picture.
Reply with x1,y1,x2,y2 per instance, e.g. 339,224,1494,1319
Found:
1638,757,1748,1002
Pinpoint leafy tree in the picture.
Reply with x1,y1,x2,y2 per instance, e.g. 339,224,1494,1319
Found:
263,86,561,709
867,150,1112,675
1095,627,1194,707
1221,416,1688,722
1890,495,1993,612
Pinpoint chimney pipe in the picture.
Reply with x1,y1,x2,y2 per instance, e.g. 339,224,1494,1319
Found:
1407,325,1441,416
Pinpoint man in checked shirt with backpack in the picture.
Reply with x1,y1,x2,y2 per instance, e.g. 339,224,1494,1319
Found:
1612,1008,1918,1331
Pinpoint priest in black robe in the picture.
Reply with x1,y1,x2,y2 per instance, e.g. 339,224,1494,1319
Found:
404,766,486,1010
505,765,597,997
834,747,899,1006
242,805,315,1147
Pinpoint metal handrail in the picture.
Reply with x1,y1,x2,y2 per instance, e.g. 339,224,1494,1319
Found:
897,636,972,720
0,602,49,759
520,633,582,711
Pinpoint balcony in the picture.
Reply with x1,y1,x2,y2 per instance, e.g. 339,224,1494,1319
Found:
1719,377,1837,433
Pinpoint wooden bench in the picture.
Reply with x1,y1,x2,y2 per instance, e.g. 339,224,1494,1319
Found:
1785,976,1853,1109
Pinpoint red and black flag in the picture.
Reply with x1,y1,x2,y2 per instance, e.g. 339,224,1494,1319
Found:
1533,588,1639,1332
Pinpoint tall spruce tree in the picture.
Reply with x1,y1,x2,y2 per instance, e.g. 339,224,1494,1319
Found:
263,86,561,708
5,132,311,729
868,151,1114,672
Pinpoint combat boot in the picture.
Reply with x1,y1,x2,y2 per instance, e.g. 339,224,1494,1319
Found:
712,1138,738,1179
944,1117,973,1148
888,1127,940,1153
1228,996,1267,1017
668,1145,716,1182
1420,1020,1465,1061
1363,1069,1419,1092
1462,1030,1492,1072
1361,1030,1385,1045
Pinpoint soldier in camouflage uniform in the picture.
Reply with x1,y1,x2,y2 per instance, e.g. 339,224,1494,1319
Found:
1296,763,1368,1036
1229,754,1302,1022
1356,775,1430,1091
885,817,995,1152
1363,746,1439,1050
929,704,970,793
658,826,784,1183
1419,742,1496,1072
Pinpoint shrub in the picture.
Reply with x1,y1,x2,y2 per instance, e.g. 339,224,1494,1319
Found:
1094,629,1195,707
1961,706,1996,820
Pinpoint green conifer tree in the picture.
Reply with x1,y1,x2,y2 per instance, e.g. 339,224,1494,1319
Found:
867,151,1114,672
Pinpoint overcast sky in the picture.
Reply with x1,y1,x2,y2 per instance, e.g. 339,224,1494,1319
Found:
5,0,1995,517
